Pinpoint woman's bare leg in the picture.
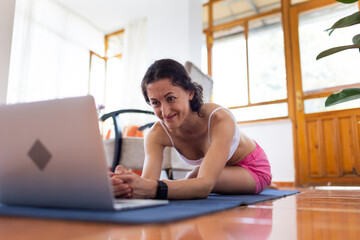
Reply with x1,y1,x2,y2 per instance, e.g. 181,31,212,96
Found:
186,166,256,194
212,166,256,194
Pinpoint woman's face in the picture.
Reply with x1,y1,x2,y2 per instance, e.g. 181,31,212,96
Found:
146,78,194,129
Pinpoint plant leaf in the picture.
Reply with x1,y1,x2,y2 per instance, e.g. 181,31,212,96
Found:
325,11,360,35
316,44,360,60
335,0,359,3
353,34,360,44
325,88,360,107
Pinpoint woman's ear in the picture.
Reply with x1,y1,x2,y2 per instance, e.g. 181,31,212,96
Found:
188,90,195,101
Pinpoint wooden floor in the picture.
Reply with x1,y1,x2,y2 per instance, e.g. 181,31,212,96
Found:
0,187,359,239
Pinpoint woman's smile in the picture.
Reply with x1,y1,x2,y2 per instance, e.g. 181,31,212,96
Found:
164,114,177,122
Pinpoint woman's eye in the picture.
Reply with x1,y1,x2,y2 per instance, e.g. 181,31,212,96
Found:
151,101,159,106
168,97,176,102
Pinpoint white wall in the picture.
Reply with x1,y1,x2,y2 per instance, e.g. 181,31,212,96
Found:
0,0,16,104
146,0,202,67
187,0,202,66
239,119,295,182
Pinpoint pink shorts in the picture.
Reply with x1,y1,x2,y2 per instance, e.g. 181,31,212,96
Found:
235,141,272,194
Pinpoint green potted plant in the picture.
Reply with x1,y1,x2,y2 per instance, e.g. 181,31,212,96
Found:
316,0,360,107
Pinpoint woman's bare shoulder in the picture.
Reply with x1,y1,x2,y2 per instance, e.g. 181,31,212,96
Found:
145,121,172,147
201,102,223,115
202,103,233,122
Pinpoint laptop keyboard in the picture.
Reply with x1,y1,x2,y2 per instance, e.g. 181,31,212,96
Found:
113,199,168,210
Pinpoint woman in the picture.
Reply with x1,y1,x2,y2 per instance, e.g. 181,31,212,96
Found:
111,59,272,199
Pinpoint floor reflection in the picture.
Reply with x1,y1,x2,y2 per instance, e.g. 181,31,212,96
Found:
295,189,360,240
107,206,273,240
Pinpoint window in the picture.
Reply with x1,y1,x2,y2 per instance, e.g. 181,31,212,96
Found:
89,30,125,113
89,30,125,138
298,3,360,113
299,4,360,92
212,32,247,107
232,103,288,122
211,12,288,122
248,13,287,104
304,97,360,114
292,0,309,5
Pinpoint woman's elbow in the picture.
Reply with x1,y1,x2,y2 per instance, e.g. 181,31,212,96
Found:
197,179,215,198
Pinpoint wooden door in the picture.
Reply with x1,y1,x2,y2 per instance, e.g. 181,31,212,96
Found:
304,110,360,185
290,0,360,186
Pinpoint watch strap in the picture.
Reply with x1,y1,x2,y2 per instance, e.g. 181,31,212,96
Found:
156,180,168,199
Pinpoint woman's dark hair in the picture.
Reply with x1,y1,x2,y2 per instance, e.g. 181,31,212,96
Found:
141,59,204,114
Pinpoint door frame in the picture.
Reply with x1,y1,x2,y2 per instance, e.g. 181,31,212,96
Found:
288,0,360,186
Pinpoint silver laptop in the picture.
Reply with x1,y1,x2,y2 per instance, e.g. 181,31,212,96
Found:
0,95,168,210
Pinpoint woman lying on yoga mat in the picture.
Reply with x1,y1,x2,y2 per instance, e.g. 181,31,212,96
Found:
110,58,272,199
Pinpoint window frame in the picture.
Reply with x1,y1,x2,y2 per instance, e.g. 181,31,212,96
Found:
203,0,360,123
204,2,288,123
88,29,125,111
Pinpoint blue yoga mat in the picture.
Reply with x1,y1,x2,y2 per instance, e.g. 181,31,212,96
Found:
0,189,298,224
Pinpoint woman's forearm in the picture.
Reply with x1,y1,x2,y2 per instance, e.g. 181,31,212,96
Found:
163,177,214,199
118,171,215,200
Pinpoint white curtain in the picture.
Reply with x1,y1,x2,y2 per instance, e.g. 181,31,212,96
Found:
122,18,148,110
7,0,104,104
109,18,153,127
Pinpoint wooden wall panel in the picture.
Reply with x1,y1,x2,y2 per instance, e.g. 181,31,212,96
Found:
339,117,356,175
322,118,339,177
306,111,360,182
307,120,323,177
356,116,360,175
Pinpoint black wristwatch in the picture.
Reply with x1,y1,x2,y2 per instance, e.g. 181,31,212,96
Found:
156,180,168,199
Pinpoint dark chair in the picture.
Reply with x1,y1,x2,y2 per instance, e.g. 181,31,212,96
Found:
100,109,154,172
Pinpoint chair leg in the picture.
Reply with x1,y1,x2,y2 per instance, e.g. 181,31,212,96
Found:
111,135,122,172
164,168,173,180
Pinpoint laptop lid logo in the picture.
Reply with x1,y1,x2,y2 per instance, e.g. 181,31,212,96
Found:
28,140,52,171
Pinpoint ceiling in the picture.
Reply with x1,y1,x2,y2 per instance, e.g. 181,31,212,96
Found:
56,0,149,34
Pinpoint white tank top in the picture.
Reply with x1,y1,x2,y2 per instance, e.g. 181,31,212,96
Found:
159,107,240,166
